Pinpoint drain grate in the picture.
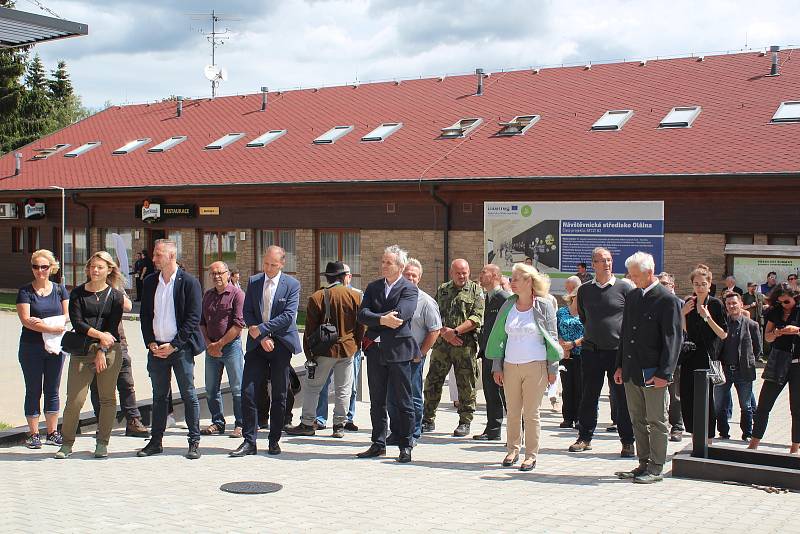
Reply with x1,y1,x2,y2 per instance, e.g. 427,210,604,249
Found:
220,481,283,495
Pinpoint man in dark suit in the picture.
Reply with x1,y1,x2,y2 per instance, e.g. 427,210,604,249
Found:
138,239,205,459
357,244,419,463
614,252,682,484
230,245,301,457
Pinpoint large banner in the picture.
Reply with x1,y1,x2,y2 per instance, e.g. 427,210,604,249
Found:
484,201,664,292
733,257,800,288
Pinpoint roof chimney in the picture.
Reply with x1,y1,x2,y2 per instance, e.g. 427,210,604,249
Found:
476,68,484,96
14,152,22,176
261,86,268,112
770,45,780,76
176,96,183,118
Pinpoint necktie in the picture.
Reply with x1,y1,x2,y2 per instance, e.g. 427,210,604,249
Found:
262,279,272,323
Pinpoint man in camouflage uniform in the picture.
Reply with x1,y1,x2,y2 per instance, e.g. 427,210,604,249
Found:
422,259,484,437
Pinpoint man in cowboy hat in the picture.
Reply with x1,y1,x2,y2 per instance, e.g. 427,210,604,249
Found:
286,261,365,438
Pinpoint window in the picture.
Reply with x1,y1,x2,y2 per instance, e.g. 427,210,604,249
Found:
169,231,183,260
318,230,360,289
313,126,353,144
113,138,151,155
591,110,633,131
62,228,87,287
361,123,403,142
102,228,134,282
771,101,800,123
11,227,23,252
659,106,701,128
246,129,286,148
148,136,187,153
202,231,237,289
64,141,101,158
26,227,39,253
256,229,297,274
497,115,540,136
205,133,245,150
768,235,797,246
32,143,70,160
726,234,754,245
440,118,482,138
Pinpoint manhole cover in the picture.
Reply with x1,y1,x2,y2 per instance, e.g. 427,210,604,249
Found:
220,481,283,495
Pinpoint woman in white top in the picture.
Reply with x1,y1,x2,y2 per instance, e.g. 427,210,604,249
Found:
487,263,561,471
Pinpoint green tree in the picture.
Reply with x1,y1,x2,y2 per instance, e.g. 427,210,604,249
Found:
16,54,56,147
0,1,28,153
48,60,73,101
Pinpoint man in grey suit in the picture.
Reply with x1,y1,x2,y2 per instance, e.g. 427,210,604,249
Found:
474,263,511,441
614,252,683,484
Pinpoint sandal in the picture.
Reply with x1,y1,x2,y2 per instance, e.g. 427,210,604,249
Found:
502,454,519,467
520,459,536,471
200,423,224,435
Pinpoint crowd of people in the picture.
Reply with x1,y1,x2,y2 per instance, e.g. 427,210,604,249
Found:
15,242,800,481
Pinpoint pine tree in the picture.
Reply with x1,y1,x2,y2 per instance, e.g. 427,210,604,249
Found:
48,60,73,101
16,54,56,147
0,0,28,153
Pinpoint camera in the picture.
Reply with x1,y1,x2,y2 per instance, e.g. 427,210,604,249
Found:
305,359,318,380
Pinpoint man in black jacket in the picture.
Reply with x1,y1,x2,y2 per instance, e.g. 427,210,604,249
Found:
614,252,682,484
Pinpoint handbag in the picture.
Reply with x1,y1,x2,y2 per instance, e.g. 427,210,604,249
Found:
61,287,112,356
762,347,793,385
305,287,339,358
707,359,726,386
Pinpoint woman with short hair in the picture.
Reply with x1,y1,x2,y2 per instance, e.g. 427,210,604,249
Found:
16,249,69,449
486,263,562,471
55,251,132,459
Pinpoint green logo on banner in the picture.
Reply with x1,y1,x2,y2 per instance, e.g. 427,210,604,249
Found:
520,205,532,217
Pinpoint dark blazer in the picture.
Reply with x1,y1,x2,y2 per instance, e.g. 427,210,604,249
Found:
243,272,302,354
723,315,762,381
478,287,512,358
357,275,420,363
616,283,683,386
140,269,205,356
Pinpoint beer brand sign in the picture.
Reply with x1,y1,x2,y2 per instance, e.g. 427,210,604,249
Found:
137,200,196,223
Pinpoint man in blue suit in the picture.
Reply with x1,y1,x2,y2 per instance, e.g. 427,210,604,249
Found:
357,245,419,463
230,246,301,457
137,239,205,459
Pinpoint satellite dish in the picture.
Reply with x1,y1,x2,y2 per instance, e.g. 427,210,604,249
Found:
204,64,221,81
219,67,228,81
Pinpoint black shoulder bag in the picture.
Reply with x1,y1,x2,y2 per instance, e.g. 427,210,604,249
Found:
306,288,339,358
763,308,799,386
62,287,112,356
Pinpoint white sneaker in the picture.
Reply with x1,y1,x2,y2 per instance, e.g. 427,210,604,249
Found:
166,414,177,428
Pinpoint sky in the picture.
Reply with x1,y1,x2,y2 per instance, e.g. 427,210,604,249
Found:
16,0,800,109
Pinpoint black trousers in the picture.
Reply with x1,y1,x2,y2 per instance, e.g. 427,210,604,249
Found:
257,369,297,427
366,346,414,449
577,349,634,444
480,356,506,436
679,352,716,437
560,356,582,425
90,343,140,421
241,343,292,445
668,365,684,432
753,363,800,443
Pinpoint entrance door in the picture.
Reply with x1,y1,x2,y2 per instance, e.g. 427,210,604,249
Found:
148,229,166,255
202,230,237,288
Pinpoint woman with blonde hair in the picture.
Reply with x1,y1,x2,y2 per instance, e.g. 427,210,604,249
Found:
16,249,69,449
55,251,132,459
486,263,562,471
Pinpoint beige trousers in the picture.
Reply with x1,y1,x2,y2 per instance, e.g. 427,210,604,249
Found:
504,360,548,459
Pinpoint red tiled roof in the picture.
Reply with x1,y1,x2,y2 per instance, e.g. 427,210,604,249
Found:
1,50,799,192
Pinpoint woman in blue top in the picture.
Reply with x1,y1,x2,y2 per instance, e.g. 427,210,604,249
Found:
557,276,584,429
16,249,69,449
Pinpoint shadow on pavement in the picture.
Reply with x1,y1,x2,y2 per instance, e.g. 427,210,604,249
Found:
480,472,627,485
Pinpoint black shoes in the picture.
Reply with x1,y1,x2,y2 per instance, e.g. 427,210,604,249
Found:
344,421,359,431
559,421,575,429
421,421,435,433
669,430,683,442
137,441,163,457
472,433,501,441
453,423,470,437
502,454,519,467
186,442,201,460
267,442,281,455
397,447,412,463
229,441,258,457
356,443,387,458
606,425,617,432
285,423,315,436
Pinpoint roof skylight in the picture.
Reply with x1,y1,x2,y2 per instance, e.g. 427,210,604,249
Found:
659,106,701,128
591,110,633,131
205,133,245,150
148,135,187,153
313,125,353,144
64,141,101,158
441,118,482,138
31,143,70,160
497,115,540,136
112,138,151,155
771,101,800,123
361,123,403,142
246,129,287,148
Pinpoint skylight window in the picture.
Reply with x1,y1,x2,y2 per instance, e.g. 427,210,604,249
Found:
591,110,633,131
440,118,483,138
771,101,800,123
246,129,287,148
313,125,353,144
148,136,187,153
497,115,540,136
31,143,70,160
205,133,245,150
361,123,403,142
113,138,151,155
64,141,101,158
659,106,701,128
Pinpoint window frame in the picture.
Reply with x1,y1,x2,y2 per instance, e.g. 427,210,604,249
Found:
255,229,297,275
315,229,361,290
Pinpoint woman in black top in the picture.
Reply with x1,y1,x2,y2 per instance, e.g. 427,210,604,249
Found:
55,251,132,459
680,266,727,440
749,283,800,453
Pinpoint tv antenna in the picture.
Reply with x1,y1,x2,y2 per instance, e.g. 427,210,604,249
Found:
188,10,240,98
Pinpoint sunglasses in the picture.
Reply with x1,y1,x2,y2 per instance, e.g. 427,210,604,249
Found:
779,299,795,306
789,277,798,281
31,264,50,271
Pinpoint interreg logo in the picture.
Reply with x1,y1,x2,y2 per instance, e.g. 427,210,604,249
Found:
486,204,519,216
520,205,532,217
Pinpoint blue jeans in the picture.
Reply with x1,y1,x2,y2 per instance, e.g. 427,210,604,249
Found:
148,347,201,444
18,341,65,417
387,356,425,439
316,350,361,425
714,365,755,438
204,338,244,429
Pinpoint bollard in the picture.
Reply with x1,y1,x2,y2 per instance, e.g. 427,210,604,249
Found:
691,368,710,458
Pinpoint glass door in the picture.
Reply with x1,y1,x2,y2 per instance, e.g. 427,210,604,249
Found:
202,231,237,289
